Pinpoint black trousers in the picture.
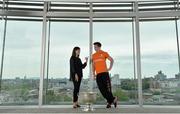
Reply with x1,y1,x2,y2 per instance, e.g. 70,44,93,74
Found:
96,72,115,104
72,77,82,102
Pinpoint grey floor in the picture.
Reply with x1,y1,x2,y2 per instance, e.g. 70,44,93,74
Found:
0,106,180,113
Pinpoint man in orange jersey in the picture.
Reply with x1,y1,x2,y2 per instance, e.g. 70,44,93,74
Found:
92,42,118,108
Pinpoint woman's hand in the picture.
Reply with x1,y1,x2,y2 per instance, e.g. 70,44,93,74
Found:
75,73,79,82
85,57,88,62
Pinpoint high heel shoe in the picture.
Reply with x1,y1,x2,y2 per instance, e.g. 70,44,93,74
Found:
113,96,118,108
106,103,111,108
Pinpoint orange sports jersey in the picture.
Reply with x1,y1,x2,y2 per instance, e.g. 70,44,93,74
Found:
92,50,110,74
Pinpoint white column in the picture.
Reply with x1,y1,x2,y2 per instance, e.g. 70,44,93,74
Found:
134,1,143,107
39,1,48,107
89,2,93,92
131,2,138,104
174,0,180,73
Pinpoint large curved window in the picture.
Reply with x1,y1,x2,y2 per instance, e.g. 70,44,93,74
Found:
0,0,179,108
0,21,41,105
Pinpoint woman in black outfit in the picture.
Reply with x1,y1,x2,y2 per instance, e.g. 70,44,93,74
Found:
70,47,88,108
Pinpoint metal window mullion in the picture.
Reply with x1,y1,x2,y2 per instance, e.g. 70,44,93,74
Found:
0,15,7,93
131,2,138,105
134,1,143,107
175,19,180,73
89,2,93,92
45,1,51,105
0,0,8,92
39,1,48,107
174,0,180,73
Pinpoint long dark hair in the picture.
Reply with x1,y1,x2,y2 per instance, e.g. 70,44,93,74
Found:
71,46,80,57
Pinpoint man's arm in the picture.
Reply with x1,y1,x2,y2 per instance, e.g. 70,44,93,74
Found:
107,56,114,71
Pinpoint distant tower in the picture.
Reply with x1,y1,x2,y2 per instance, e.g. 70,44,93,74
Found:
175,73,180,79
154,70,167,81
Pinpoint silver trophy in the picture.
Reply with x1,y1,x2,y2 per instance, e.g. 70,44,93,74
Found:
80,91,97,112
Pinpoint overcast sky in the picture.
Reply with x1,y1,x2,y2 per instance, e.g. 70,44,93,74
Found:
0,20,179,79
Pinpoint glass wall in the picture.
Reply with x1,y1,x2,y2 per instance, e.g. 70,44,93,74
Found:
0,14,180,107
140,21,180,105
93,22,137,105
43,22,89,105
0,20,3,74
0,21,41,105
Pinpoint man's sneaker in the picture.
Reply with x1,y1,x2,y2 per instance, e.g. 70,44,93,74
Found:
76,104,81,108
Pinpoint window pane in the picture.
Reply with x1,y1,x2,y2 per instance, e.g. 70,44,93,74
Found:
93,22,137,105
140,21,180,105
0,21,41,105
44,22,89,105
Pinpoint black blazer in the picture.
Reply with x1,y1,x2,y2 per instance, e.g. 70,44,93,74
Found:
69,56,87,81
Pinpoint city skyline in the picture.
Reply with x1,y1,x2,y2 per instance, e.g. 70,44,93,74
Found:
1,70,179,80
